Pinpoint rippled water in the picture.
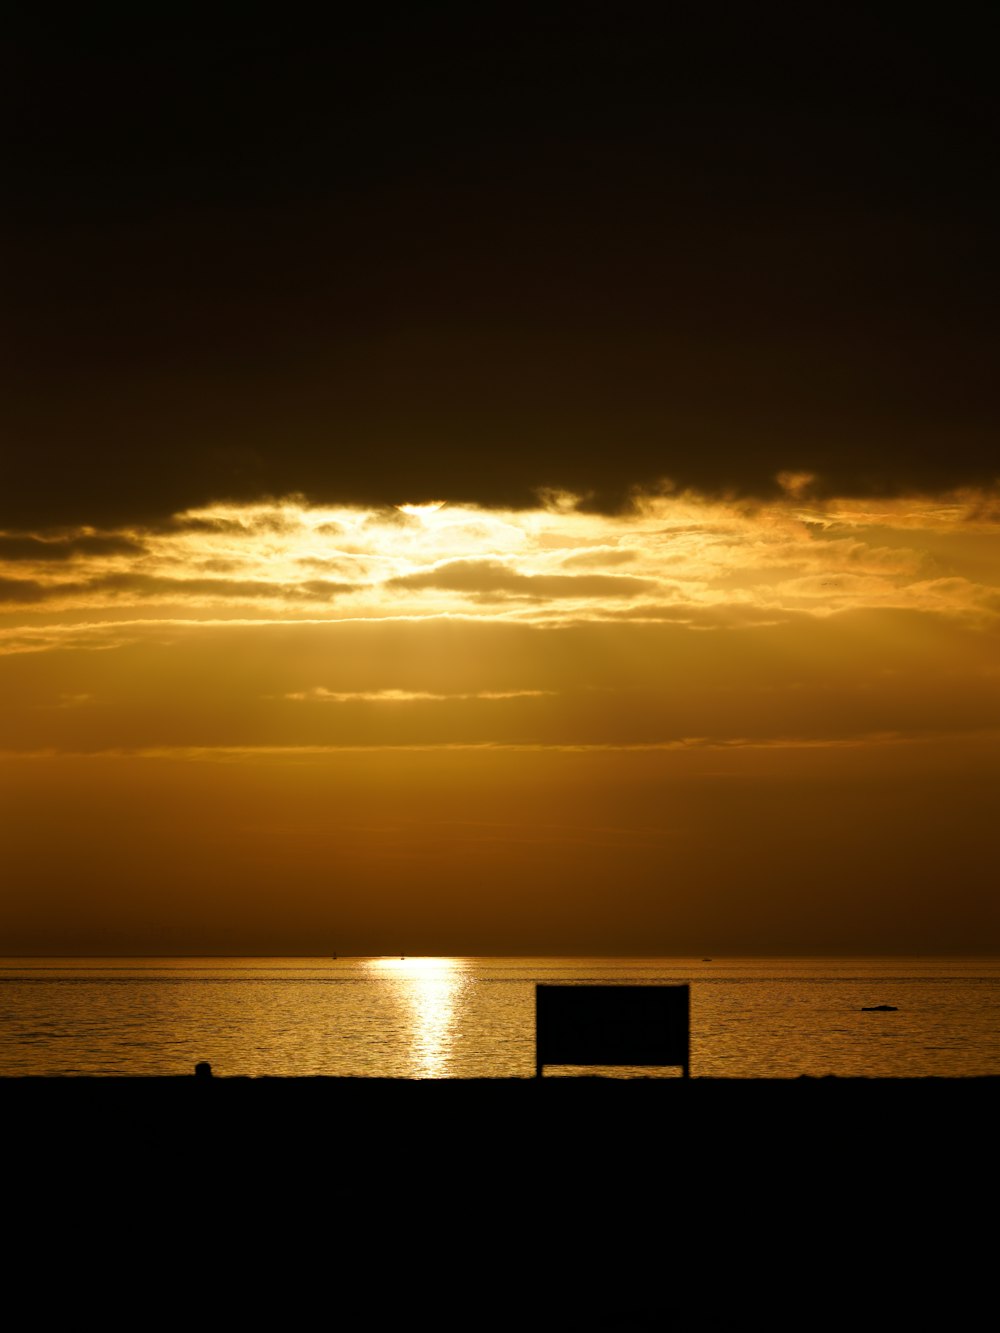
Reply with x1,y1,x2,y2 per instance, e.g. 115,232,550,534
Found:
1,956,998,1078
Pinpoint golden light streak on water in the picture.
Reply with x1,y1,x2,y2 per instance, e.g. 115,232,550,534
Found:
363,956,466,1078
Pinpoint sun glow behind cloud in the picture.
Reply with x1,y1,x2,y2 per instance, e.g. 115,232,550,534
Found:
2,488,999,631
2,487,998,756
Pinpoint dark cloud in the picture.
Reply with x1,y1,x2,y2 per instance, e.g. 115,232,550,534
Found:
0,571,356,606
89,573,293,601
388,559,654,599
0,576,53,603
4,10,998,527
0,533,146,561
561,549,638,569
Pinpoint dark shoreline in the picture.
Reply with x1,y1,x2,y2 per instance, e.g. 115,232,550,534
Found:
5,1073,998,1082
6,1071,998,1115
11,1074,995,1138
12,1073,994,1156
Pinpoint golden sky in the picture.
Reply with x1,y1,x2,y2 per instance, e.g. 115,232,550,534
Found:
6,16,999,956
3,485,998,954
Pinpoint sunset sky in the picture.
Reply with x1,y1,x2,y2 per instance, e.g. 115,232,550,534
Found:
3,11,998,954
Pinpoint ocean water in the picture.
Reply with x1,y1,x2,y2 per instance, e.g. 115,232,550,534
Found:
1,955,998,1079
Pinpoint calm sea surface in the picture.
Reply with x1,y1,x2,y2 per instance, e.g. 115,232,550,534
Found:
1,956,998,1078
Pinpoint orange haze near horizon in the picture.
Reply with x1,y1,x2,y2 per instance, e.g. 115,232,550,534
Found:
2,486,998,955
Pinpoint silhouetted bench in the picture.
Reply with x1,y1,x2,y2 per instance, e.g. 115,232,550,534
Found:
535,983,690,1078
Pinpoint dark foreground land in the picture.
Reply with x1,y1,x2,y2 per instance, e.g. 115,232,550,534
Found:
6,1078,994,1324
12,1076,995,1214
11,1075,995,1179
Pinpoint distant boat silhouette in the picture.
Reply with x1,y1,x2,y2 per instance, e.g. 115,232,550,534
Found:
702,958,713,962
861,1004,898,1011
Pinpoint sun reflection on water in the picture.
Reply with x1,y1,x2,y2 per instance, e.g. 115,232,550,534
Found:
363,957,465,1078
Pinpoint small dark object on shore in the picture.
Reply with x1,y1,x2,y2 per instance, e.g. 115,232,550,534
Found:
194,1061,213,1078
861,1005,899,1012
